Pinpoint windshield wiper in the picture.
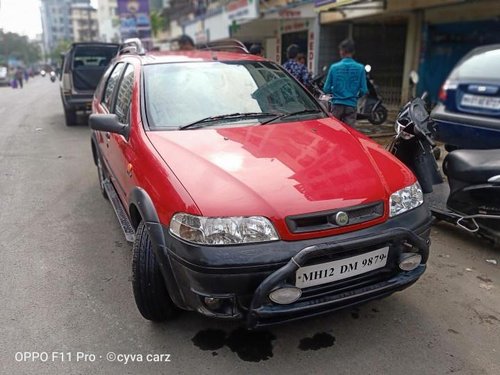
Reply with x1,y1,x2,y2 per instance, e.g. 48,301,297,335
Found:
260,109,323,125
179,112,277,130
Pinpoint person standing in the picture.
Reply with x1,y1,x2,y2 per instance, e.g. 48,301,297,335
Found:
15,67,24,89
282,44,310,86
323,39,368,126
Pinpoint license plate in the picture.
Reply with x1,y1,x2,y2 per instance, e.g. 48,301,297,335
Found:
295,247,389,288
461,94,500,110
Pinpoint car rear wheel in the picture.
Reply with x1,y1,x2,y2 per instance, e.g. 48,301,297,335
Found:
64,107,77,126
369,106,388,125
132,221,178,322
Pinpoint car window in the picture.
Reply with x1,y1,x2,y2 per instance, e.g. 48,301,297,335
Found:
143,61,320,129
452,48,500,80
102,62,125,109
114,64,135,125
72,45,118,68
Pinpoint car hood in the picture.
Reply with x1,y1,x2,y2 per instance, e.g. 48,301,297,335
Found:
147,118,414,238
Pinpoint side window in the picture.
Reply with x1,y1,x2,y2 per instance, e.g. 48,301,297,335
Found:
102,62,125,109
114,64,135,124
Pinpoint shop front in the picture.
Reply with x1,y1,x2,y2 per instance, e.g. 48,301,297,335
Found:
232,1,319,72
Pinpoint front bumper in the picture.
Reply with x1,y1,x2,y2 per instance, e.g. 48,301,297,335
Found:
61,93,93,111
158,205,431,328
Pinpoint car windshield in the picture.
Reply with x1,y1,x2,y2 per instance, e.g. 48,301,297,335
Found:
143,61,322,129
451,48,500,80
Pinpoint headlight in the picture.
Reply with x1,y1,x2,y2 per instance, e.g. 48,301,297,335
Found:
389,182,423,217
169,213,279,245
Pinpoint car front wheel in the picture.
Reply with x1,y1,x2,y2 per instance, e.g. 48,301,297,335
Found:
132,221,178,322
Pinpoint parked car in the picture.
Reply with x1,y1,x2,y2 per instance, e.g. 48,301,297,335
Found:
0,66,9,86
432,44,500,149
89,42,432,328
60,42,119,126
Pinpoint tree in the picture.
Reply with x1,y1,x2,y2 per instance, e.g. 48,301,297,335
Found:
50,40,72,63
0,30,41,65
150,11,166,39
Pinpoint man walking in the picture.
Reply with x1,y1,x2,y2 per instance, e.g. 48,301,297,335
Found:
323,39,367,126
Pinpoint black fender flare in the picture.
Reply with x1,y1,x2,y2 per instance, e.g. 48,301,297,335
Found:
90,132,98,166
128,187,186,308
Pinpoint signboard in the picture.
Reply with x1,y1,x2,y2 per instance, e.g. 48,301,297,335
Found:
225,0,258,21
117,0,152,47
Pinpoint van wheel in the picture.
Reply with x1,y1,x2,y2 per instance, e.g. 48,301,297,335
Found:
132,221,178,322
64,107,77,126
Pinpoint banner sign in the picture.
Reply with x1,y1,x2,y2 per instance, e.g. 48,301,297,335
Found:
117,0,152,46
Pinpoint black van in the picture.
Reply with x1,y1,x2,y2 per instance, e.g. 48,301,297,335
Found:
60,42,119,126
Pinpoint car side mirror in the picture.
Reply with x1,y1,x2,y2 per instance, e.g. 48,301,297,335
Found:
89,114,128,138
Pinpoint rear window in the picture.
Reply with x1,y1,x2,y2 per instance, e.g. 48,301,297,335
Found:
451,48,500,80
73,45,119,68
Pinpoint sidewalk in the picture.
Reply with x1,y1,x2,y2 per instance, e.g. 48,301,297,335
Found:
352,119,395,139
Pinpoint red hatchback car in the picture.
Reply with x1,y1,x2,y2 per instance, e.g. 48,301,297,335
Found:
89,45,431,328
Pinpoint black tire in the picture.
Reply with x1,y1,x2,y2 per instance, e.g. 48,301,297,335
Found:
64,107,77,126
369,105,388,125
96,153,108,200
132,221,178,322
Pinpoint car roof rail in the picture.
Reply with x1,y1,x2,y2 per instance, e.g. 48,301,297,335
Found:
198,39,249,54
118,38,146,56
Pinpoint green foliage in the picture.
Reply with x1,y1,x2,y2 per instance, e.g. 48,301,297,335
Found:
50,40,73,62
150,11,166,38
0,30,41,65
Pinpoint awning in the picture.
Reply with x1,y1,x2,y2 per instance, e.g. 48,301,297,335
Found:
314,0,364,12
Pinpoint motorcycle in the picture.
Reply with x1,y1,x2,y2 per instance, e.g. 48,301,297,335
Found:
389,86,500,246
357,65,388,125
50,71,56,82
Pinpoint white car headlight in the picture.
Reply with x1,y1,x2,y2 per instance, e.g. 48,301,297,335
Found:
169,213,279,245
389,182,424,217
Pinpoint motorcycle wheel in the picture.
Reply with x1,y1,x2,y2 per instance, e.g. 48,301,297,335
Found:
369,106,388,125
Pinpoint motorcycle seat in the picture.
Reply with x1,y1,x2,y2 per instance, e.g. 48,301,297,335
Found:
444,149,500,183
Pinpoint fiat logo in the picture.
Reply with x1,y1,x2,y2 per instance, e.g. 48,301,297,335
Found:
335,211,349,226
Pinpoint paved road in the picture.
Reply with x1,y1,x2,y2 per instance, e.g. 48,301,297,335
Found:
0,78,499,375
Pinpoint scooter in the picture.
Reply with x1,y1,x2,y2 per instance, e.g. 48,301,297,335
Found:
389,89,500,246
357,65,388,125
50,71,56,82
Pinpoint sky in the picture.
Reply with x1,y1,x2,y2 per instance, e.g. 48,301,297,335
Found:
0,0,97,39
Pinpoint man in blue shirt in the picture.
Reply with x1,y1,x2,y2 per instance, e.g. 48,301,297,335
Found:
323,39,368,126
283,44,311,86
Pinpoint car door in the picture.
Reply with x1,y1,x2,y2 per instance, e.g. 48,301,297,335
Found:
94,62,126,185
105,63,137,204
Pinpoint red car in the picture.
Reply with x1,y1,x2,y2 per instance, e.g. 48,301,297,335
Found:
90,45,431,328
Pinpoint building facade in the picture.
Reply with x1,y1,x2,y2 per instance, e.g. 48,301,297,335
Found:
71,3,99,42
97,0,120,43
40,0,92,54
162,0,500,107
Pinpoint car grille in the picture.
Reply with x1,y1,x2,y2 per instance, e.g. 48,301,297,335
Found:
286,201,384,233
